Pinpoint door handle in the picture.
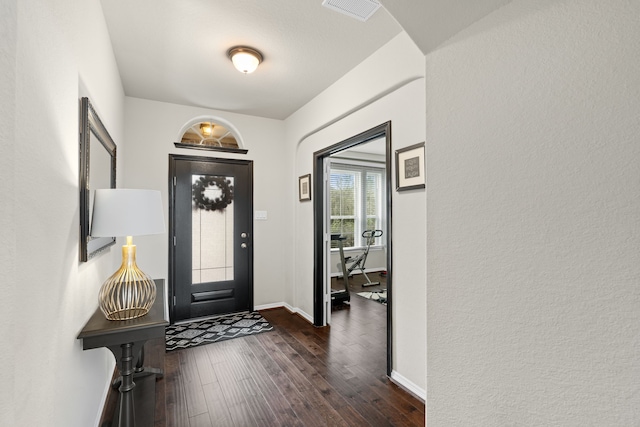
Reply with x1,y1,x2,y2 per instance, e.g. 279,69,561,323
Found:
241,243,247,249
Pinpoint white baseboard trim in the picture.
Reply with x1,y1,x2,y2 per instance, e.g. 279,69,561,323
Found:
390,370,426,403
254,302,314,325
292,307,314,324
254,302,287,311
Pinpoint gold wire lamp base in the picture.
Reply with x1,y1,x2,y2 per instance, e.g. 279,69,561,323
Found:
98,236,157,321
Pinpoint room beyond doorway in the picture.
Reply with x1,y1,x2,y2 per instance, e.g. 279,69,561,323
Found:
312,121,392,376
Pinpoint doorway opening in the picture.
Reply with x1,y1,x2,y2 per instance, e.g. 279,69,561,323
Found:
312,122,392,375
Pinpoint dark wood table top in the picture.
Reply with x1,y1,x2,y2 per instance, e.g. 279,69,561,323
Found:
78,279,168,350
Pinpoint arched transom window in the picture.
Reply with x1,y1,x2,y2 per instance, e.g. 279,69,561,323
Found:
176,119,247,154
182,121,238,148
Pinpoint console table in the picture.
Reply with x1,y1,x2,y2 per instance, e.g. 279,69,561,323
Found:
78,279,168,427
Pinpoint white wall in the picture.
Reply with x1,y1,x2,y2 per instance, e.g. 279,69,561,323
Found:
122,97,288,308
0,2,18,425
426,0,640,425
0,0,126,426
286,32,427,395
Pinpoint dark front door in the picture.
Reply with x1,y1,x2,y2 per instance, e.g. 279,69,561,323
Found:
169,155,253,322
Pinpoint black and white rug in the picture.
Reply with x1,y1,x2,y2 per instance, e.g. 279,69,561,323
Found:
356,290,387,305
165,311,273,351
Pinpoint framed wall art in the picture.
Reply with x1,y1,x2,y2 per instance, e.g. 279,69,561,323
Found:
299,174,311,201
395,142,425,191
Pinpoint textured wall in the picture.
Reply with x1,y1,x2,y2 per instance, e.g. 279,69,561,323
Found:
426,0,640,425
0,1,17,425
2,0,126,426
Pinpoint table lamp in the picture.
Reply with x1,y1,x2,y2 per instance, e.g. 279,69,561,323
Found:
90,189,165,320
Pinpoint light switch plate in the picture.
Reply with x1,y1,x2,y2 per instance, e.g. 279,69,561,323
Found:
255,210,268,220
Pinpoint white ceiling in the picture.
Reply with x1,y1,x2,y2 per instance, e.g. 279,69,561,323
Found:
101,0,511,120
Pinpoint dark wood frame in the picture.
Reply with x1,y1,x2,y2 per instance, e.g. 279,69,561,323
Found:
299,174,312,201
312,121,393,376
79,97,117,262
168,154,254,324
395,142,425,191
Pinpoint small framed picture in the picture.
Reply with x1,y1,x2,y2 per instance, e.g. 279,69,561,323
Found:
299,174,311,201
395,142,425,191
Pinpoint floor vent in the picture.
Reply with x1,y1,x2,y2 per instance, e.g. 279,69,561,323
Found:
321,0,382,22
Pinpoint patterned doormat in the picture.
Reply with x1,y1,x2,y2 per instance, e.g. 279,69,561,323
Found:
356,290,387,305
165,311,273,351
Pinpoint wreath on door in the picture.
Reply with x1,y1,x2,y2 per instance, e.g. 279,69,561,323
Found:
192,176,234,212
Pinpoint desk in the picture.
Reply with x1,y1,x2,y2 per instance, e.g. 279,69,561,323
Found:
78,279,168,427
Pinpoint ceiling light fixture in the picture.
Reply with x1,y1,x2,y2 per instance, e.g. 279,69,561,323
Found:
200,122,213,137
227,46,263,74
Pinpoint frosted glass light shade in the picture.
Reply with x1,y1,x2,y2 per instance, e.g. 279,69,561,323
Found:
228,46,263,74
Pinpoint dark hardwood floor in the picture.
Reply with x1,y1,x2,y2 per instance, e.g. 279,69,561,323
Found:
162,274,424,426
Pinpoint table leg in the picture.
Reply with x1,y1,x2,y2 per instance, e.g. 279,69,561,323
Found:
114,345,164,390
117,343,136,427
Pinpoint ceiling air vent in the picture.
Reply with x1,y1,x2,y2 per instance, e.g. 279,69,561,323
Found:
321,0,382,22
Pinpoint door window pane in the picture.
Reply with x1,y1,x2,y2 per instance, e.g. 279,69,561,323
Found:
192,174,234,284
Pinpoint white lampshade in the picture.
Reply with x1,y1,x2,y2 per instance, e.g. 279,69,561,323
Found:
228,46,263,74
91,189,165,237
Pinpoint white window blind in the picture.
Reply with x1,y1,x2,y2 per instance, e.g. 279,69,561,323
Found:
330,163,384,249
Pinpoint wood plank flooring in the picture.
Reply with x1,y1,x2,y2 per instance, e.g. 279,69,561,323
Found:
163,281,424,426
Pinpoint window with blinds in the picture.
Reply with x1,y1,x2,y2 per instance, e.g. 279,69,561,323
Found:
330,162,385,249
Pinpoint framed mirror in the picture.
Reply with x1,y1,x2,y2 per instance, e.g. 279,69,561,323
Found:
79,97,117,262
